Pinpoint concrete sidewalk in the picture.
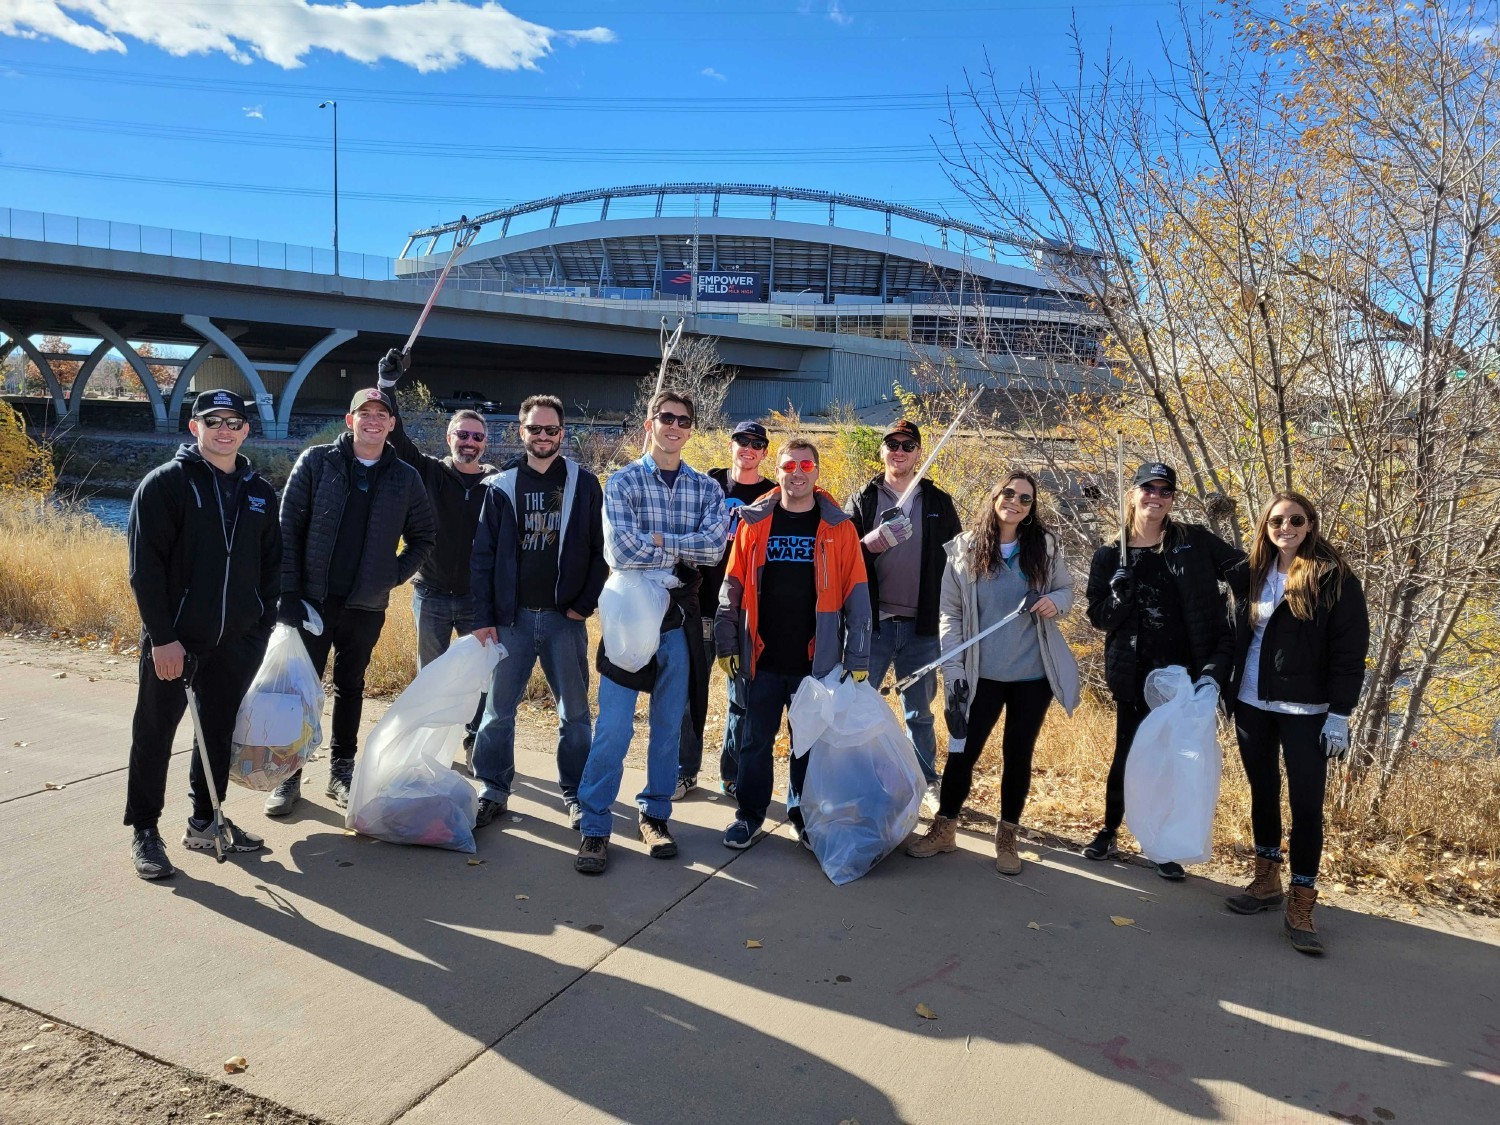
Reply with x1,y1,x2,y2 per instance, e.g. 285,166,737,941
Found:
3,655,1498,1124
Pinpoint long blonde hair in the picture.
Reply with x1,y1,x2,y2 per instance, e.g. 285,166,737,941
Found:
1248,491,1349,623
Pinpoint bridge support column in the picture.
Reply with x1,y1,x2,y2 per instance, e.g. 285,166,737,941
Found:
61,339,115,427
0,319,66,421
73,312,171,433
275,327,357,440
182,315,278,436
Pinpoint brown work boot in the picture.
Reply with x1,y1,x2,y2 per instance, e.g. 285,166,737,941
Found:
994,820,1023,876
1225,855,1285,914
638,815,678,859
1284,884,1324,955
905,814,958,858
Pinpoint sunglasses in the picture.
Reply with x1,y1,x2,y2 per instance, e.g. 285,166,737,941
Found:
452,429,488,442
884,438,919,453
352,462,371,494
521,424,560,437
779,458,817,474
1139,483,1176,497
198,415,247,431
653,411,694,430
1268,514,1309,529
732,435,768,450
999,487,1034,506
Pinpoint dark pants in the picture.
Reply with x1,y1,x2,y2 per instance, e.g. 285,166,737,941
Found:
123,631,266,830
299,596,386,762
1104,699,1151,832
737,667,806,830
1234,701,1329,879
677,616,711,780
938,678,1054,822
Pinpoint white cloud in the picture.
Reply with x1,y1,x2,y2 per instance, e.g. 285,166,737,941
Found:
0,1,616,73
242,104,264,118
827,1,853,27
700,67,726,81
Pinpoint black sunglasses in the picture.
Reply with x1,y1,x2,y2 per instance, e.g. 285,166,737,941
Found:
352,462,370,493
884,438,919,453
198,415,247,431
1268,514,1309,529
451,428,487,442
1139,483,1176,497
653,411,694,429
999,487,1034,506
732,435,768,450
522,424,561,437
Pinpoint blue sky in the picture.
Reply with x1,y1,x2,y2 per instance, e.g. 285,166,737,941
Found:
0,1,1194,261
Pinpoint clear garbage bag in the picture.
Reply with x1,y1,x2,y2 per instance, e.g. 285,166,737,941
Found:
346,635,502,852
598,568,677,672
229,624,325,791
790,670,925,886
1124,665,1223,865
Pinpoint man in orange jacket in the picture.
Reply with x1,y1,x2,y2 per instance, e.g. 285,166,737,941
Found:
714,437,872,850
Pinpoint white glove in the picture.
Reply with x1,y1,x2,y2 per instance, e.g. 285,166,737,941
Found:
1320,713,1349,760
863,512,914,552
301,600,324,637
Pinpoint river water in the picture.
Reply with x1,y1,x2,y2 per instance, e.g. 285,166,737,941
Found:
73,496,130,532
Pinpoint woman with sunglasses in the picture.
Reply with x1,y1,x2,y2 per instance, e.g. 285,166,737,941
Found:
1226,492,1368,954
907,471,1080,874
1084,462,1248,878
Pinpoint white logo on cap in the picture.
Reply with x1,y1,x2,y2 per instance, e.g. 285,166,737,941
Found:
214,392,233,405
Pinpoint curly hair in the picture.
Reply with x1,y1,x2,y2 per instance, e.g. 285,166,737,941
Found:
966,469,1052,589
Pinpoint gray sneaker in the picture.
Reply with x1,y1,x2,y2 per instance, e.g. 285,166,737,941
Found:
131,827,175,880
325,759,354,809
475,797,508,829
565,800,583,832
183,817,265,853
264,770,302,817
671,775,697,801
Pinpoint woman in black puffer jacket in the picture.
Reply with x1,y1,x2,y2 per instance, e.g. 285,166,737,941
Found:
1084,462,1247,879
1223,491,1369,956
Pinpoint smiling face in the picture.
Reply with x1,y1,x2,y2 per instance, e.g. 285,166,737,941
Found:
645,398,693,459
993,475,1035,528
189,411,249,462
1266,497,1312,556
731,434,768,475
881,435,920,480
777,446,819,504
1134,477,1176,524
519,403,563,461
347,401,395,452
447,416,488,465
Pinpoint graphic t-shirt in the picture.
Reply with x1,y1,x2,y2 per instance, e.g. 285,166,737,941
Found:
516,459,566,610
701,468,776,613
1128,543,1190,694
755,504,820,676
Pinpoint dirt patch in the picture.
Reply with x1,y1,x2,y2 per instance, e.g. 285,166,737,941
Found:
0,998,324,1125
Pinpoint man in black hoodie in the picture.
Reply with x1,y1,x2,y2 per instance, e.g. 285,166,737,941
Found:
265,386,436,816
124,390,282,880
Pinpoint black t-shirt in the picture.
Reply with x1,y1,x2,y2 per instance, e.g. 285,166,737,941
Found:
326,455,378,599
701,469,776,614
1129,544,1190,691
755,504,821,676
516,459,567,610
208,460,242,541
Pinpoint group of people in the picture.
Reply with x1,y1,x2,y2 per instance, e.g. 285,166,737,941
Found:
123,356,1370,956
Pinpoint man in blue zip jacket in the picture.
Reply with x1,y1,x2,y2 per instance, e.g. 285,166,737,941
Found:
470,393,607,831
124,390,282,880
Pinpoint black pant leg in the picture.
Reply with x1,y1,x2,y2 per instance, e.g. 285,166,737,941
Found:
124,642,189,829
328,607,386,760
1233,701,1286,853
1280,712,1329,880
185,632,268,822
1104,700,1149,831
997,679,1054,824
936,678,1007,818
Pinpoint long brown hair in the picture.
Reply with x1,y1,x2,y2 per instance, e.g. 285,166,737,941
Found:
967,470,1052,589
1248,490,1349,622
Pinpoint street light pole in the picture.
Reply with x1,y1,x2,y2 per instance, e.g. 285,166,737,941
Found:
318,99,339,275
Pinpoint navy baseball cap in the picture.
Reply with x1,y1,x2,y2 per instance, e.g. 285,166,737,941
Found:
1132,462,1178,489
191,389,248,419
349,387,396,415
731,420,769,442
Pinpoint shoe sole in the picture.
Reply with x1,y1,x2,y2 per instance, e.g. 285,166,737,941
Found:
642,841,679,858
1156,867,1187,881
1225,895,1284,914
182,837,264,853
134,864,175,880
722,829,760,850
264,796,299,817
1083,849,1116,861
995,860,1023,876
1285,925,1324,955
905,843,957,858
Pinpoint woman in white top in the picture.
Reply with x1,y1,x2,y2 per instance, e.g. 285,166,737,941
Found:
1227,491,1369,955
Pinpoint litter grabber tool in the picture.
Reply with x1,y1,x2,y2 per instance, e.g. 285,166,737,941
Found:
182,655,231,864
882,386,985,522
1116,430,1128,568
640,316,686,454
882,593,1038,696
397,217,481,371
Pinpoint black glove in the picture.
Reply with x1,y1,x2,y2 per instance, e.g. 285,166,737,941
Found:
1109,566,1134,605
944,678,969,740
377,347,407,386
276,595,304,627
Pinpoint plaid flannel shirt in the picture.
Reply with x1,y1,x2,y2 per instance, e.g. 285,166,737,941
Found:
603,453,729,570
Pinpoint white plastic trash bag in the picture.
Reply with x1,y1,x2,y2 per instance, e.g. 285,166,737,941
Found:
229,624,324,791
1124,665,1223,865
790,670,925,886
345,635,502,852
598,568,677,672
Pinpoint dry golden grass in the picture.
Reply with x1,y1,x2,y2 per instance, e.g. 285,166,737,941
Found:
0,496,138,644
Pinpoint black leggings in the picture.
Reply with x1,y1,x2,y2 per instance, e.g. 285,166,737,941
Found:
1234,701,1329,879
938,678,1054,822
1103,699,1151,832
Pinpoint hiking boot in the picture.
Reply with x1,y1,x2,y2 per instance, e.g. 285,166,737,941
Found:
1156,861,1186,881
475,798,507,829
575,835,609,875
263,770,302,817
565,800,583,832
1284,884,1324,955
994,820,1023,876
1083,828,1117,861
920,781,941,817
1226,856,1285,914
671,775,697,801
905,814,958,858
722,818,759,850
183,817,264,853
131,827,175,880
325,758,354,809
638,815,678,859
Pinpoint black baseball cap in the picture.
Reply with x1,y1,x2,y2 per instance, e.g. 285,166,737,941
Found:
191,389,248,419
349,387,396,415
883,419,922,445
731,420,768,442
1132,462,1178,489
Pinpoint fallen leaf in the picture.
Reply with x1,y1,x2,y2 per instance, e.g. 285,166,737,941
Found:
509,815,522,823
205,1115,225,1121
914,1003,939,1020
514,894,529,900
178,1087,191,1094
466,858,485,866
43,781,64,790
38,1022,56,1032
1333,883,1349,894
745,939,762,949
835,974,852,983
51,671,66,679
1027,921,1042,931
342,829,357,836
1020,850,1041,862
222,1056,248,1074
1110,916,1134,927
20,1043,35,1052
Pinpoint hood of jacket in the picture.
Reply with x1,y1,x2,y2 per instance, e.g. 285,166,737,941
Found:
737,486,851,528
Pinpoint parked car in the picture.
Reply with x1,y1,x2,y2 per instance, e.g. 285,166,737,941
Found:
438,389,502,414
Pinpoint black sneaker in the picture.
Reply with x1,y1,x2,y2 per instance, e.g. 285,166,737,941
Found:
565,800,583,832
722,818,758,850
1083,828,1117,861
131,827,175,880
475,798,508,829
325,759,354,809
638,815,678,858
575,835,609,874
263,770,301,817
1156,861,1186,881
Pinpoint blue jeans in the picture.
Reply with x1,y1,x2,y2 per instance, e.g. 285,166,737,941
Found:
736,668,805,830
472,609,591,805
578,627,688,838
412,584,484,735
867,618,940,782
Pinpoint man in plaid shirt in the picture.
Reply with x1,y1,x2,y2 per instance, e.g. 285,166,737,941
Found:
575,388,730,874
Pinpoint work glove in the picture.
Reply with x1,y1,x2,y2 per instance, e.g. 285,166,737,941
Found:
1192,675,1219,697
839,669,869,683
377,347,407,388
1108,565,1134,606
944,678,970,740
717,654,740,679
863,506,914,552
1320,713,1350,760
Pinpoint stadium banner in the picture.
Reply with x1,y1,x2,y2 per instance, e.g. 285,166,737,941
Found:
659,269,763,302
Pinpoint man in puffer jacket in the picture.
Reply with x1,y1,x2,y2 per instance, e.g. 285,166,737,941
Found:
265,386,436,816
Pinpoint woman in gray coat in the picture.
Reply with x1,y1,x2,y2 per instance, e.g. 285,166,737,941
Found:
906,470,1081,875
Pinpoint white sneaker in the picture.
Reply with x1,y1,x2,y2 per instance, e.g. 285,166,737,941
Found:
671,775,697,801
921,782,941,817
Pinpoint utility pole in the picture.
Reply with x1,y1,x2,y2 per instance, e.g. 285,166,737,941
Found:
318,99,340,275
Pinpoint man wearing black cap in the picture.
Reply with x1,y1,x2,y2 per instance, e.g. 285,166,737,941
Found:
124,390,282,879
265,385,436,815
675,419,777,799
847,419,963,808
